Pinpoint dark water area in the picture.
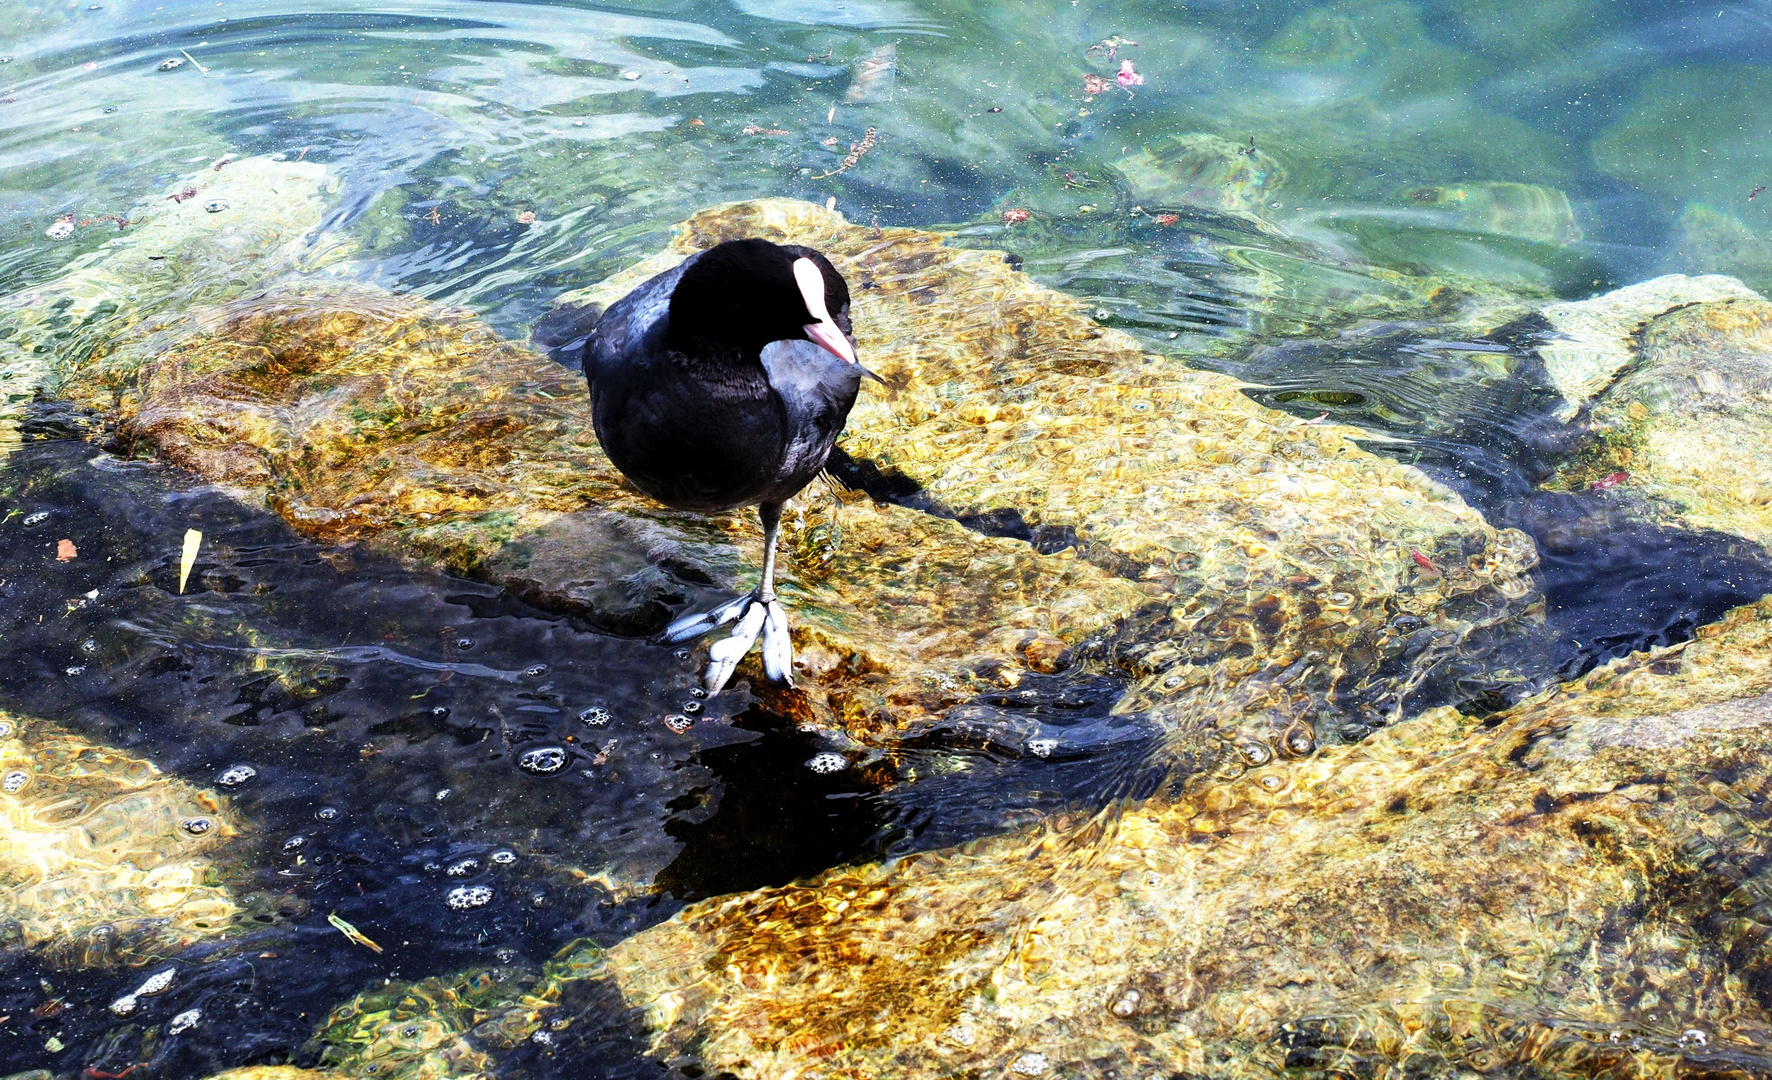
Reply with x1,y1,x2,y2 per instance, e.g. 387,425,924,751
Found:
0,419,1170,1077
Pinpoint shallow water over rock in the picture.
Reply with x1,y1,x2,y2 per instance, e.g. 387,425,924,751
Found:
6,1,1772,1076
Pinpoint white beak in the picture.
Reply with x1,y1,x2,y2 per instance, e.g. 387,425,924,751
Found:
793,256,858,365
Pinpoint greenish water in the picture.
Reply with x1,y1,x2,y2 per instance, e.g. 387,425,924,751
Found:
4,0,1772,1076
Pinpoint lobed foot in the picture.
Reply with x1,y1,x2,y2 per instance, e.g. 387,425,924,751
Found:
658,591,795,693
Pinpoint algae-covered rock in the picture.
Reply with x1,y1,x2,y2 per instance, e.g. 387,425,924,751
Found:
1111,133,1285,215
1404,182,1581,246
36,197,1540,754
597,595,1772,1079
0,156,345,463
564,199,1539,743
1556,296,1772,549
0,710,252,968
1537,273,1764,417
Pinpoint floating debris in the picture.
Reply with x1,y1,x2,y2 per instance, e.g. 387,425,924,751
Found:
516,210,537,225
1086,35,1138,60
44,216,75,241
328,911,384,953
55,539,75,561
813,126,875,179
179,528,201,592
742,124,791,136
1152,212,1180,225
843,43,895,104
1082,73,1110,95
167,186,198,204
1116,59,1144,91
1591,471,1630,490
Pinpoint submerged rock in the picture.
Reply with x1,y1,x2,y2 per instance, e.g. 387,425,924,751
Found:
32,195,1538,757
0,156,345,464
0,711,253,968
1536,273,1763,417
1404,182,1581,246
1110,133,1286,215
1555,296,1772,549
595,595,1772,1079
563,199,1539,744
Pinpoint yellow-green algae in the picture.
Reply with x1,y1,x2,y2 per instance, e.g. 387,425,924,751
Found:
0,156,346,464
0,710,254,969
563,199,1539,740
34,197,1543,758
1555,296,1772,550
595,595,1772,1080
1537,273,1765,419
293,596,1772,1080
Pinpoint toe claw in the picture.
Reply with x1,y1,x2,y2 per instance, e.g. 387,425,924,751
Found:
704,601,767,693
760,600,794,687
657,594,750,645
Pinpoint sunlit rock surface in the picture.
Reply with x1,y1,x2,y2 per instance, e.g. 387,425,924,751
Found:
0,710,251,968
597,596,1772,1079
564,199,1539,742
0,156,345,463
30,186,1539,755
1537,273,1763,417
1556,296,1772,550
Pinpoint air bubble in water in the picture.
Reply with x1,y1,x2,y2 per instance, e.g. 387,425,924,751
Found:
64,666,85,677
490,849,516,865
663,714,693,733
681,700,703,715
135,968,175,996
1284,727,1316,756
445,885,494,910
22,511,49,526
446,858,480,877
217,764,256,786
1238,742,1273,766
315,806,340,821
202,199,229,213
688,686,707,699
805,752,848,774
578,706,610,727
1110,989,1140,1017
1026,738,1058,758
283,836,305,851
454,637,475,650
167,1009,201,1034
0,721,15,738
524,664,548,677
109,994,138,1016
1011,1052,1049,1075
2,771,27,793
517,747,567,774
182,817,212,834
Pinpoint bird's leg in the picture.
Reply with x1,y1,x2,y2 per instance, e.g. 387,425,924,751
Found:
755,502,794,688
659,502,795,693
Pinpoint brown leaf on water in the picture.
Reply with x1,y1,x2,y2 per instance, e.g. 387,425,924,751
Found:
55,539,76,562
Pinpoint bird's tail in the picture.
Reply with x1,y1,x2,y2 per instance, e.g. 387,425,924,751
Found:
530,302,606,369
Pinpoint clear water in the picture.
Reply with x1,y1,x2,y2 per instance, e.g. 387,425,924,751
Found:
3,0,1772,1074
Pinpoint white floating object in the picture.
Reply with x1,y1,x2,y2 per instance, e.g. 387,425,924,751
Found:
179,528,201,593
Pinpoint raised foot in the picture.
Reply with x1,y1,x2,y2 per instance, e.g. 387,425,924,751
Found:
657,592,795,693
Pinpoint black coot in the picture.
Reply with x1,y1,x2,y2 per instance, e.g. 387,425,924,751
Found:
559,237,878,692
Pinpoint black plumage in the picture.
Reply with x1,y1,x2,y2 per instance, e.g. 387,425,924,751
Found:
553,237,874,690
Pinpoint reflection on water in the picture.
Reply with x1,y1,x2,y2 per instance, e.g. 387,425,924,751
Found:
6,0,1772,1074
